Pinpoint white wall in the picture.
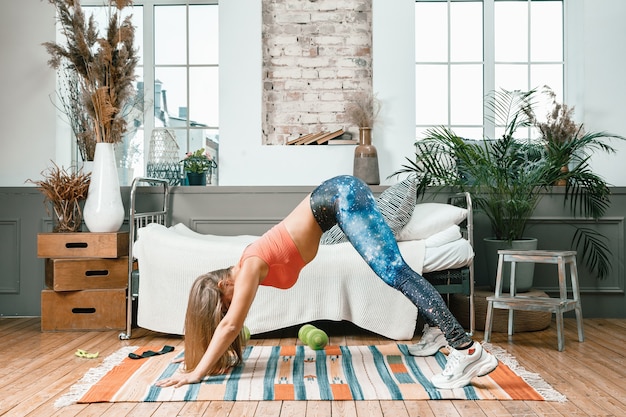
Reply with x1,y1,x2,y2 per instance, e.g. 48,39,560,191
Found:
371,0,416,185
219,0,413,186
576,0,626,187
0,0,59,187
2,0,625,187
219,0,359,186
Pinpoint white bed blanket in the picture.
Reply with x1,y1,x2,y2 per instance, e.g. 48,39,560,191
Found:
133,223,424,340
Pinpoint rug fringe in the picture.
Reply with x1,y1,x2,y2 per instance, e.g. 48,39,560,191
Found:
55,346,138,408
482,342,567,403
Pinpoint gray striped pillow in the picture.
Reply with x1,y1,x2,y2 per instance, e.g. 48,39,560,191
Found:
320,176,418,244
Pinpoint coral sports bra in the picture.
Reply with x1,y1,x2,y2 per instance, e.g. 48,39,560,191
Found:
238,222,306,289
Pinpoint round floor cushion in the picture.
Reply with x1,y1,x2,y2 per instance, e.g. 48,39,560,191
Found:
450,287,552,333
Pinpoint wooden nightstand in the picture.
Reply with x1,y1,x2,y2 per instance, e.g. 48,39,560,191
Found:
37,232,129,332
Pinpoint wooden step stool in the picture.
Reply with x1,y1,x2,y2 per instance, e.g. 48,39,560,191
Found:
484,250,585,351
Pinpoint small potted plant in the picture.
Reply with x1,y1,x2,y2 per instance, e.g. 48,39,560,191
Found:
27,163,91,232
181,148,217,186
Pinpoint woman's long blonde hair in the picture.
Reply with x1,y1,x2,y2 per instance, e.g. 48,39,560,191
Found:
183,268,245,375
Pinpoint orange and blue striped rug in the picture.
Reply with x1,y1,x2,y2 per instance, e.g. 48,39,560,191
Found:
56,343,565,407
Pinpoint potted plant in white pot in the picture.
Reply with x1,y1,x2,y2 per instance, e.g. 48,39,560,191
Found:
394,88,624,290
43,0,138,232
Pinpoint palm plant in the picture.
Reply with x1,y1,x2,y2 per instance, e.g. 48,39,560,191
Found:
395,89,623,279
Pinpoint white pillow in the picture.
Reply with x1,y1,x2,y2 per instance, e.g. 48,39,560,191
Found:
423,224,462,248
423,238,474,272
397,203,467,241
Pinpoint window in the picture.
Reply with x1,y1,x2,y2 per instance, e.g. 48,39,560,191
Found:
415,0,563,140
78,1,219,183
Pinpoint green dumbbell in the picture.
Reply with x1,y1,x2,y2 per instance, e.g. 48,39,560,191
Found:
242,325,251,343
306,328,329,350
298,324,316,344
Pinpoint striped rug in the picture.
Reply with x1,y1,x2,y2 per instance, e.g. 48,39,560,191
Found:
56,343,565,407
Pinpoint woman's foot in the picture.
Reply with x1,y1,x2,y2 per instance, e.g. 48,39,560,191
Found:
408,325,447,357
431,342,498,389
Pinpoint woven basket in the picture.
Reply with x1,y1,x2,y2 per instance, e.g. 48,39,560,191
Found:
450,287,552,333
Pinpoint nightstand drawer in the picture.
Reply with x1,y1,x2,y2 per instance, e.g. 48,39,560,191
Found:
41,289,126,331
45,258,129,291
37,232,129,258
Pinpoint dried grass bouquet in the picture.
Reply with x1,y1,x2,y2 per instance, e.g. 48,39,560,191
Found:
43,0,139,145
534,86,584,144
27,163,91,233
57,67,97,161
345,92,381,128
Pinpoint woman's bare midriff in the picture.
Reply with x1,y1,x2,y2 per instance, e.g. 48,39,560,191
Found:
282,195,324,263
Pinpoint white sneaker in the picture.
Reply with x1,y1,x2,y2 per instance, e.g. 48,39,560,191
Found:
431,342,498,389
408,325,447,357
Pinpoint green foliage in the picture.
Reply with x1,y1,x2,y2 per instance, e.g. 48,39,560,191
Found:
394,89,624,279
182,148,216,174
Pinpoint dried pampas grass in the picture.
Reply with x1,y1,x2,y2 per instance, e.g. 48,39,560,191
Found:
345,92,381,128
43,0,138,145
27,163,91,233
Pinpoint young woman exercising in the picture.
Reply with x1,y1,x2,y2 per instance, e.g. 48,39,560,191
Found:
156,175,497,390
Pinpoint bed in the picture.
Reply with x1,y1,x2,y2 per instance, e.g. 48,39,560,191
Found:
119,178,475,341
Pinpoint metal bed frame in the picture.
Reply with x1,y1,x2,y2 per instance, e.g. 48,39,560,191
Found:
423,192,475,335
119,177,170,340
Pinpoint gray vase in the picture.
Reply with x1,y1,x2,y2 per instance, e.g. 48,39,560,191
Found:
484,237,538,293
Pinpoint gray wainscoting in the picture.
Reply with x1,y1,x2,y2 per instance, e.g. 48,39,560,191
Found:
1,185,625,319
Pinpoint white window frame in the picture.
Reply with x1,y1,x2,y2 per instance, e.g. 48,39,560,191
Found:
414,0,565,140
76,0,219,176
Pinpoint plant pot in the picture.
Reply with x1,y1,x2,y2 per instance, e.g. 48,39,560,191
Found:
52,199,83,233
186,172,207,186
484,237,538,293
83,143,125,233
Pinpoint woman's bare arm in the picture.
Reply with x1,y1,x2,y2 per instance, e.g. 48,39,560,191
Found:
156,259,264,388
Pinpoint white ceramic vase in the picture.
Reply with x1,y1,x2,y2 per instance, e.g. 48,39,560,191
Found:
83,142,125,233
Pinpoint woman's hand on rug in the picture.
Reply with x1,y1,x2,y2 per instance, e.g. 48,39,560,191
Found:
156,372,201,388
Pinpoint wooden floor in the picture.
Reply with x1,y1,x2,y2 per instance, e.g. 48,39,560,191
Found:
1,317,626,417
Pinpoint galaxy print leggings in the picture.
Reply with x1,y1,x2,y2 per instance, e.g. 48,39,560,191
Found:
310,175,471,348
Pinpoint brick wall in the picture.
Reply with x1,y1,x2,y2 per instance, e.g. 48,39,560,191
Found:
262,0,372,145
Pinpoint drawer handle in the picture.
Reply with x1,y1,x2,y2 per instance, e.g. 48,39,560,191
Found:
65,242,88,249
72,308,96,314
85,270,110,277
